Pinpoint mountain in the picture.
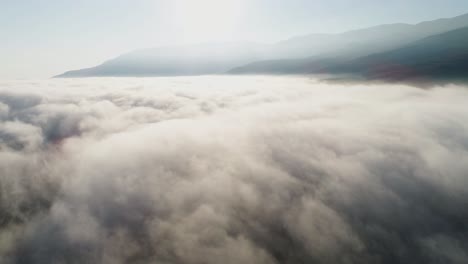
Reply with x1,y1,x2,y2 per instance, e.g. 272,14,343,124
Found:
56,13,468,78
272,12,468,59
229,57,342,75
230,13,468,75
232,26,468,84
324,27,468,83
56,43,268,77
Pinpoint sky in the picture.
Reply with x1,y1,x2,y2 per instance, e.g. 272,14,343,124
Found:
1,0,468,79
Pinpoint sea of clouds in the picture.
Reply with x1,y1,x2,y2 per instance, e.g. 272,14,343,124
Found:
0,76,467,264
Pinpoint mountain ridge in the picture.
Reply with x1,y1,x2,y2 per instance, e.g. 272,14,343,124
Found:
56,12,468,78
324,26,468,83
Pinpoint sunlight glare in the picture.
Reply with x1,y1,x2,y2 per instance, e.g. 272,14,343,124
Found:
171,0,247,43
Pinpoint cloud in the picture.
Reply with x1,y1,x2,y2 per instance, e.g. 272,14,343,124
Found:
0,76,467,264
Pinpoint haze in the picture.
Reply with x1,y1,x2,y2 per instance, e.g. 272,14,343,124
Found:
1,2,468,264
2,0,468,79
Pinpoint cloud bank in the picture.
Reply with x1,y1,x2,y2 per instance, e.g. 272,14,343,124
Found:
0,76,467,264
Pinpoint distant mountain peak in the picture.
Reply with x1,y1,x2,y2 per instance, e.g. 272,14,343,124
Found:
55,12,468,78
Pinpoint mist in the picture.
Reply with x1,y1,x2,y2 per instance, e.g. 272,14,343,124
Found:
1,76,467,264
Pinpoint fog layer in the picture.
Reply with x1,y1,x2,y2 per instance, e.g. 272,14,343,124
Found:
1,76,467,264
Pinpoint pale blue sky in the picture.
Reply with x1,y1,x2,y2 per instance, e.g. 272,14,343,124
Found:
2,0,468,79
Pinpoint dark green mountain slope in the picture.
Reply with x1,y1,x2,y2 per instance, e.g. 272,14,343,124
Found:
231,26,468,84
326,27,468,82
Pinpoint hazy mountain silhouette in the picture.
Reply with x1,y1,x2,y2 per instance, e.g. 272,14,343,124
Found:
232,26,468,84
228,57,342,75
56,13,468,78
56,43,268,77
324,27,468,83
272,12,468,59
230,13,468,76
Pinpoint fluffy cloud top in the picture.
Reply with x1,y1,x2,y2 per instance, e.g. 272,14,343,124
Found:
0,76,467,264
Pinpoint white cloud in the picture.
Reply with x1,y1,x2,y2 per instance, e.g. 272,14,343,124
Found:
0,76,467,264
